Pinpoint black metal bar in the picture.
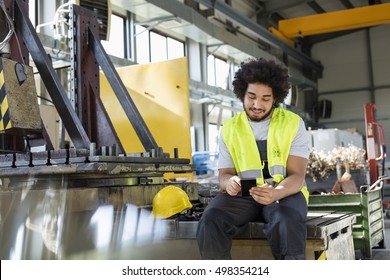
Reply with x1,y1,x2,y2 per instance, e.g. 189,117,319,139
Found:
4,0,28,64
70,5,124,152
14,0,91,149
87,26,159,152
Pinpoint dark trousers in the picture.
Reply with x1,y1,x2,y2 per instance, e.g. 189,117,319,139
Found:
196,192,307,259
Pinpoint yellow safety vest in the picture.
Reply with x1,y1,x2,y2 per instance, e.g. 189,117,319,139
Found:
222,108,309,203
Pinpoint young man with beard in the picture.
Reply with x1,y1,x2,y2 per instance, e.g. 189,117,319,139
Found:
196,58,310,260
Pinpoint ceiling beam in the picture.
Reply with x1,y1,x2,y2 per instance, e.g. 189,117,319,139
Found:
278,3,390,38
262,0,313,14
307,1,325,14
340,0,354,9
191,0,323,73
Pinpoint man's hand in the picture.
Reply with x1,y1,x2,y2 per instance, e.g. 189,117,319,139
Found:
226,175,241,196
249,183,279,205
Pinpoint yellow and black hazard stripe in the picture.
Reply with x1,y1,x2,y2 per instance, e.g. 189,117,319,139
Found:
0,60,12,131
315,250,327,260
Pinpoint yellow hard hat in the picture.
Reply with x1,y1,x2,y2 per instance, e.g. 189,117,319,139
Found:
152,185,192,218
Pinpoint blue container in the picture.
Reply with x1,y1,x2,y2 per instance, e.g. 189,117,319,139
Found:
192,152,218,174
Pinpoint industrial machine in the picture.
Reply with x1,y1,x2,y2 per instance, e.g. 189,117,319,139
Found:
0,0,197,259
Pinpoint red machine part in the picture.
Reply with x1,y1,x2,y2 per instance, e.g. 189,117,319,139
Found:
364,103,389,217
364,103,386,184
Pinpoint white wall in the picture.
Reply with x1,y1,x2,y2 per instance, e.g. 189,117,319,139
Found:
311,25,390,148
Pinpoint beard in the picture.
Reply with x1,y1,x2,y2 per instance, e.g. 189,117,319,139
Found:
245,105,274,122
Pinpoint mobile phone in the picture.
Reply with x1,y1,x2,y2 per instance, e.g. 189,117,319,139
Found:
240,178,257,196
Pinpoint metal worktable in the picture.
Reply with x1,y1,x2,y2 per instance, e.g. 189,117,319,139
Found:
161,211,356,260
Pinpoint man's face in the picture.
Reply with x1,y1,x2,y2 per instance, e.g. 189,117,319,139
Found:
243,83,275,122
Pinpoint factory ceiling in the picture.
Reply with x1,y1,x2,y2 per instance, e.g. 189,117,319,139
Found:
112,0,390,77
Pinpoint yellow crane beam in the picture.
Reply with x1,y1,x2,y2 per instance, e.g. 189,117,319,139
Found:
277,3,390,38
268,27,295,47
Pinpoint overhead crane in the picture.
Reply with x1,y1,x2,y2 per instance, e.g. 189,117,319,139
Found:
270,3,390,45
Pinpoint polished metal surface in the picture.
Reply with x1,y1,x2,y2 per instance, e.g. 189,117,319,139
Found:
0,186,168,259
0,144,197,260
0,180,198,260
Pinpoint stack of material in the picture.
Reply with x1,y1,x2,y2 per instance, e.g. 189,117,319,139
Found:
306,144,366,183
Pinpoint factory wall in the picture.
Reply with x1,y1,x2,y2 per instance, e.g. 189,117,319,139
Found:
312,24,390,148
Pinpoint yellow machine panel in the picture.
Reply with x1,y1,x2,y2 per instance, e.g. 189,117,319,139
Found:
99,57,193,179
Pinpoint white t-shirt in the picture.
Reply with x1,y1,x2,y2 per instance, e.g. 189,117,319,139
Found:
218,118,311,169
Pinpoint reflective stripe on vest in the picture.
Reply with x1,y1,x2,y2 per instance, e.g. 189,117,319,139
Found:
222,108,309,203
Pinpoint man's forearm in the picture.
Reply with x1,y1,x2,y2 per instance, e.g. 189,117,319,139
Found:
274,175,305,199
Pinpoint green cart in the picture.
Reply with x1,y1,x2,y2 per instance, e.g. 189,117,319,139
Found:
308,177,386,259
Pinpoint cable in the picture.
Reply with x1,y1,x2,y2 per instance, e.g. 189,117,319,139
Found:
0,0,28,77
0,0,14,51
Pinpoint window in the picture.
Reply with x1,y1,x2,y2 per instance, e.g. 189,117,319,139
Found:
228,62,240,91
101,14,125,58
207,55,216,86
135,26,184,64
167,37,184,59
150,32,167,62
207,106,236,153
207,55,229,89
29,0,36,27
135,25,150,64
208,123,220,154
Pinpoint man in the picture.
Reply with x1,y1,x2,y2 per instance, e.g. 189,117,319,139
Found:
196,58,310,260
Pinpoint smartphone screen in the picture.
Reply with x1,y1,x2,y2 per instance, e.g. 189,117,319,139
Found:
240,178,257,196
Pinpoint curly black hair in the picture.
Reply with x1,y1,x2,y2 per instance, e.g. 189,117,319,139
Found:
232,58,291,107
